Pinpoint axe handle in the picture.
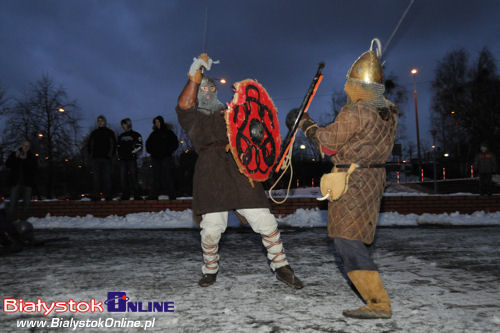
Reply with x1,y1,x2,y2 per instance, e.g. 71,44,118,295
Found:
274,63,325,172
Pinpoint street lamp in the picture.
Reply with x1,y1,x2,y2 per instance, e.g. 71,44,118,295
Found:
58,107,65,113
431,129,438,193
411,68,422,164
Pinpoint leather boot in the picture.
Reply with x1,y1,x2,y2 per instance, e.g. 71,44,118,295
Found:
343,270,392,319
275,265,303,289
198,273,217,287
199,242,219,287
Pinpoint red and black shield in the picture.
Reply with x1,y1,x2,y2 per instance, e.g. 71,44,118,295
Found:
226,79,281,182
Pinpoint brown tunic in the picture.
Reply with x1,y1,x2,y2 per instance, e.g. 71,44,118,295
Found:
312,102,397,244
176,106,269,215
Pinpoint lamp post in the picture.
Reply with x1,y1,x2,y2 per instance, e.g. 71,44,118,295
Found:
431,129,438,193
411,68,422,165
450,110,460,157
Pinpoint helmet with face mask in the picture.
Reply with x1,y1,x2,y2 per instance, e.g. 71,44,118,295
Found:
197,76,226,115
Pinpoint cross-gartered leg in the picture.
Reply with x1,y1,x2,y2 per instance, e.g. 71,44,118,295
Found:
198,211,227,287
237,208,303,289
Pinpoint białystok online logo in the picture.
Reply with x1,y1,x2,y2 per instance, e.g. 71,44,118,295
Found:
2,292,174,316
104,292,174,313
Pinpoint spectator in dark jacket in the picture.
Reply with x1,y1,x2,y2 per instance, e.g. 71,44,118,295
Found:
117,118,143,200
5,140,37,222
146,116,178,200
474,142,497,195
87,115,116,201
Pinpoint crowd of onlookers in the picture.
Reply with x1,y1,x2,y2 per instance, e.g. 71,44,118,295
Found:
0,114,181,252
86,115,179,201
1,114,180,220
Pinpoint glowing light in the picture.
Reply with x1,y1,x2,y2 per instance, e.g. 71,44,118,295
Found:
185,149,190,153
64,159,69,162
38,133,44,138
299,145,306,150
444,153,450,157
58,108,65,113
450,110,456,115
432,145,436,149
35,153,39,157
411,68,418,75
219,78,227,84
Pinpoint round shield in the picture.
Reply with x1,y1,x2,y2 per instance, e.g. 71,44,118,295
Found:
226,79,281,182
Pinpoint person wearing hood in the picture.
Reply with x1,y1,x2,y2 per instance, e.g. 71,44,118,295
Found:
474,142,497,195
5,140,37,223
145,115,178,200
117,118,143,200
87,115,116,201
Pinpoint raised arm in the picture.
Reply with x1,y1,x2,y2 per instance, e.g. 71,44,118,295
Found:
177,53,211,110
178,79,200,110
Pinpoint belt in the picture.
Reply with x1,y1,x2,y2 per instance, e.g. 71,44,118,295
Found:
335,163,386,169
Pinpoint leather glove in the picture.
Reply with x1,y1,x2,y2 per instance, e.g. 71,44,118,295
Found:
298,112,312,131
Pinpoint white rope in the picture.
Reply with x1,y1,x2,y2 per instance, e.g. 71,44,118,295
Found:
269,137,296,204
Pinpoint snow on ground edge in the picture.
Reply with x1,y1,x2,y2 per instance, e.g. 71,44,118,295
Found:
28,208,500,229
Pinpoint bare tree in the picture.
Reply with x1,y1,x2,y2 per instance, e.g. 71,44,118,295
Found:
4,75,81,197
431,47,500,162
2,96,35,151
0,85,7,113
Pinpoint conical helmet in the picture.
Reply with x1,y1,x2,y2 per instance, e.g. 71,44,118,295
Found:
346,38,383,84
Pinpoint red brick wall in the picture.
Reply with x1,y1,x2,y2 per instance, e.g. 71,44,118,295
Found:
11,196,500,218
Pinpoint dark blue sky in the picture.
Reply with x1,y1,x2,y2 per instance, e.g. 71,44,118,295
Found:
1,0,499,152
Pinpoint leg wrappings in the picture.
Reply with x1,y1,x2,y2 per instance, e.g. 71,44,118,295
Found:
201,242,219,274
262,228,288,270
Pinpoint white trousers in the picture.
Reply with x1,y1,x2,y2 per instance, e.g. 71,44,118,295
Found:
200,208,288,274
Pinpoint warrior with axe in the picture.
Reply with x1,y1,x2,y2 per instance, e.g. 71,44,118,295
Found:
175,53,303,289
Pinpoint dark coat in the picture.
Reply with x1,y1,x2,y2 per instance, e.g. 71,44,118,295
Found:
117,130,143,160
304,102,397,244
474,152,497,174
6,150,38,187
146,123,179,159
88,127,116,159
176,106,269,215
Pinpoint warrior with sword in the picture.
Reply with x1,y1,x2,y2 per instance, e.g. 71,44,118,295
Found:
175,53,303,289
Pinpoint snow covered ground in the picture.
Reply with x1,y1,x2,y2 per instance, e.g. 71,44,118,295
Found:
1,227,499,332
26,208,500,229
2,185,500,332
